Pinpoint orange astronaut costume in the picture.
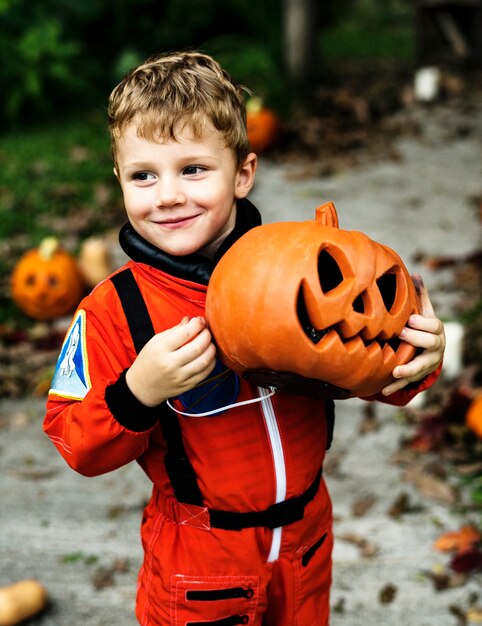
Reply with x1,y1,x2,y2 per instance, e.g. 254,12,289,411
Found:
44,200,439,626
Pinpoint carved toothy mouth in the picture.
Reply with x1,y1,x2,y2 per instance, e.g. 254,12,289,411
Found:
295,248,404,354
296,288,402,354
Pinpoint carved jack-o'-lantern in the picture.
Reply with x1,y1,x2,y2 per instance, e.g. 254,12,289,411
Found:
206,202,420,397
11,237,85,320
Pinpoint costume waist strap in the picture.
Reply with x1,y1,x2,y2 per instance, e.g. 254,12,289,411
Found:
209,467,322,530
155,468,322,531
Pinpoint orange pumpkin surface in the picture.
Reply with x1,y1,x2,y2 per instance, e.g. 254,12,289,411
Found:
206,202,420,396
466,392,482,438
11,237,85,320
246,97,281,154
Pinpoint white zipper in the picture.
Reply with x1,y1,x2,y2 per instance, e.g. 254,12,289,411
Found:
258,386,286,562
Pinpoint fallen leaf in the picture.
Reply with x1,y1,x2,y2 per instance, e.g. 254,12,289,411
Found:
338,532,378,558
433,526,482,553
450,548,482,574
358,403,379,434
332,598,345,614
379,583,397,604
351,494,376,517
387,491,424,518
404,464,459,504
91,558,129,590
424,566,467,591
92,567,115,590
449,603,468,626
8,467,59,480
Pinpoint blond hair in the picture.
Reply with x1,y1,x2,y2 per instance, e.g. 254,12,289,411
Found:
108,50,250,168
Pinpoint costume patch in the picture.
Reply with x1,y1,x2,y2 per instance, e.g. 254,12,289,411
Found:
50,310,91,400
176,357,239,416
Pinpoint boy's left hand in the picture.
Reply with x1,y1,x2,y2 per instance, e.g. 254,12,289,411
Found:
382,273,445,396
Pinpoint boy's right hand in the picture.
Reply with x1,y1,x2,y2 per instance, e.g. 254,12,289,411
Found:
125,317,216,408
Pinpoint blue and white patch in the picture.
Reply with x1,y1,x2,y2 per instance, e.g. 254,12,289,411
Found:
50,310,91,400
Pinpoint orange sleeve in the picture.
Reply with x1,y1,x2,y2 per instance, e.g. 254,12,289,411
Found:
43,282,160,477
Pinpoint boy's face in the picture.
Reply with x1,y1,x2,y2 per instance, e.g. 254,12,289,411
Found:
114,121,256,258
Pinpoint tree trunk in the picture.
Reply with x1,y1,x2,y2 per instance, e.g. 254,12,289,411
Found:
283,0,318,86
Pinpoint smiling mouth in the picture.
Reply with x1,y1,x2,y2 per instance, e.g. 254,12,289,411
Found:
155,214,201,227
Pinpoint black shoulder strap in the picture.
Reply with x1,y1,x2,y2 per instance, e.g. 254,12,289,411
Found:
110,269,155,353
110,268,204,507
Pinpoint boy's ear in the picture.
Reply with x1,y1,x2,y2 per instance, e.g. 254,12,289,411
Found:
113,166,119,181
235,152,257,199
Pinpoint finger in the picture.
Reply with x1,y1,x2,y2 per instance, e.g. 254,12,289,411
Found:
382,378,406,395
399,327,444,354
381,378,410,396
405,314,444,336
174,327,214,368
411,273,435,318
190,349,217,381
157,316,207,352
176,346,217,391
392,349,440,380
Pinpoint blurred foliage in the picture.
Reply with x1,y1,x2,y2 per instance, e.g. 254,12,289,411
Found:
319,0,415,63
0,0,284,126
0,0,417,127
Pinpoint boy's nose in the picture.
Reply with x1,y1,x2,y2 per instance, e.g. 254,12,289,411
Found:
155,177,185,208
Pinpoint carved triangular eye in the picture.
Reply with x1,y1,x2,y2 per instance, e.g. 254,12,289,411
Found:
376,272,397,313
353,293,365,313
318,249,343,293
297,287,328,344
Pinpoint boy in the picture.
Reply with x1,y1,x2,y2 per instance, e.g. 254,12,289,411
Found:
44,51,445,625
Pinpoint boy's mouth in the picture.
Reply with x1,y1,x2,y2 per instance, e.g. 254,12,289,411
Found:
154,213,202,229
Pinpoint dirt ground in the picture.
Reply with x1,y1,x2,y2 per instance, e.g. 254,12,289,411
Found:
0,76,481,625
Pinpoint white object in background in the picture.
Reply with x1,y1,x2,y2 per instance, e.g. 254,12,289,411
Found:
414,67,441,102
442,320,464,380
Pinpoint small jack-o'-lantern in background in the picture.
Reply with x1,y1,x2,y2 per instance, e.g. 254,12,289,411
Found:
206,202,420,397
11,237,85,321
246,96,281,154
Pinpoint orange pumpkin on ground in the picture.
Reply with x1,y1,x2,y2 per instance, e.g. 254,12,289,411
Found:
78,236,113,287
0,579,48,626
206,202,420,397
11,237,85,320
246,96,281,154
466,392,482,438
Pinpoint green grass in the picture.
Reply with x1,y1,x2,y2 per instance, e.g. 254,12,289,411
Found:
0,111,118,244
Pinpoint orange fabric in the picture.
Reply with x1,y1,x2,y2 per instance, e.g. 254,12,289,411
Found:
44,259,437,626
136,478,333,625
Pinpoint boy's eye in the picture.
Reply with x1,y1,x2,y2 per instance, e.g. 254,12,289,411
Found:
133,171,155,181
182,165,205,176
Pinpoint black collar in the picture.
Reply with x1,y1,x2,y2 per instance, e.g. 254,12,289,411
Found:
118,198,262,285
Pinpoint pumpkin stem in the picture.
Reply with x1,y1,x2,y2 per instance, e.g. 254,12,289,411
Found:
38,237,60,261
315,202,339,228
246,96,264,114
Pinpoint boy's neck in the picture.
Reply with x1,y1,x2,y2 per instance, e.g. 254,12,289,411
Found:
119,198,262,285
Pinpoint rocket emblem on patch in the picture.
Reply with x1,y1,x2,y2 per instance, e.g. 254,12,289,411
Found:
50,310,91,400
